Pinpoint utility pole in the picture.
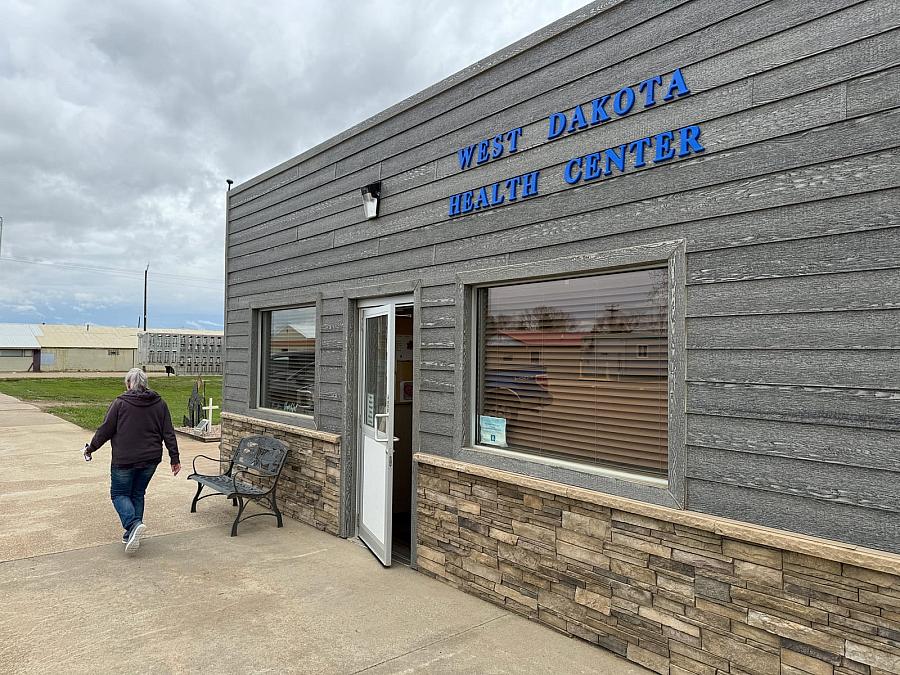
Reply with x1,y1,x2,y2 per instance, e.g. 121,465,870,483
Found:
143,263,149,331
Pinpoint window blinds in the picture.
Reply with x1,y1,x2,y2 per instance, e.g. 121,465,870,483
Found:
479,268,668,476
260,306,316,415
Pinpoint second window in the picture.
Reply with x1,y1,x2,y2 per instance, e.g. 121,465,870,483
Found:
259,306,316,416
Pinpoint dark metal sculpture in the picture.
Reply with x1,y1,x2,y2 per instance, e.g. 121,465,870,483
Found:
184,377,205,428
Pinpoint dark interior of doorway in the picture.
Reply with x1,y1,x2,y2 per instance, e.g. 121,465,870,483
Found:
392,305,414,565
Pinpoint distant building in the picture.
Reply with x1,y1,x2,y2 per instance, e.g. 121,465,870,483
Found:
0,324,41,372
37,324,137,371
0,323,137,372
138,329,223,375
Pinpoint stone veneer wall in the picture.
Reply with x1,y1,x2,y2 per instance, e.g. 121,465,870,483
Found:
220,413,341,536
416,456,900,675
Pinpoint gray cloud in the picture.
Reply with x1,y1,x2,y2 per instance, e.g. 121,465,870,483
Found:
0,0,587,328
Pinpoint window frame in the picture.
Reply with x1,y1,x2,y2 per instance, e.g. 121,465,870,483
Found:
457,241,686,509
249,294,322,430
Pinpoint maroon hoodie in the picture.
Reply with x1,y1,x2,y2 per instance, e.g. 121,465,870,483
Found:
88,389,180,467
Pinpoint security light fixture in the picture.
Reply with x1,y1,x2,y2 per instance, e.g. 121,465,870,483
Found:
361,181,382,219
226,179,234,191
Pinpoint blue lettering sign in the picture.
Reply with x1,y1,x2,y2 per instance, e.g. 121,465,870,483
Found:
567,105,589,134
664,68,690,101
461,191,474,213
457,145,476,171
473,186,491,209
561,124,705,189
637,75,663,107
450,67,701,218
490,134,504,159
628,137,652,168
456,127,524,170
447,171,541,217
476,139,491,164
490,182,504,206
505,175,522,201
564,157,582,184
583,153,601,181
505,127,523,152
590,95,611,125
521,171,540,197
547,112,566,140
546,68,692,138
678,125,703,156
448,193,462,216
612,88,635,116
603,145,627,175
653,130,676,163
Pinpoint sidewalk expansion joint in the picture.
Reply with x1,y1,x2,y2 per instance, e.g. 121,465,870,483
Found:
349,613,510,674
0,522,228,566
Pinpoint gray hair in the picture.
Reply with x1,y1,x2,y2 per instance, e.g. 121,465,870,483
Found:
125,368,149,392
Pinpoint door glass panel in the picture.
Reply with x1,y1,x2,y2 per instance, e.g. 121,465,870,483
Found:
363,314,389,431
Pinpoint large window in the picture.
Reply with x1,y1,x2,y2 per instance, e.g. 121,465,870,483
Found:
259,306,316,416
477,268,668,477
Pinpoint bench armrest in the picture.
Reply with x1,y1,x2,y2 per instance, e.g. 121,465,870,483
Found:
191,454,227,477
231,468,274,495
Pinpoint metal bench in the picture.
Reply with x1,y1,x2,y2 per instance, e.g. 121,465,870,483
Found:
188,435,289,536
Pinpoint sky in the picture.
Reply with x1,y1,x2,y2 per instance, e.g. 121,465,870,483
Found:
0,0,588,330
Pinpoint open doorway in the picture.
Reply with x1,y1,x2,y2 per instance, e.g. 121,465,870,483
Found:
391,305,414,565
356,297,414,567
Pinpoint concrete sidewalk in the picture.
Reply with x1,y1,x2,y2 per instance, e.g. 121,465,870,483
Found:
0,392,649,674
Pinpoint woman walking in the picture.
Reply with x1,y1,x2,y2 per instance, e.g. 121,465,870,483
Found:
84,368,181,553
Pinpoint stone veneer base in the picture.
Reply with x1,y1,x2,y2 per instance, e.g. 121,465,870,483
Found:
415,453,900,675
220,412,341,535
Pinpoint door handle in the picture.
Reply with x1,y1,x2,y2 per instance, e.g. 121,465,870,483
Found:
374,413,389,442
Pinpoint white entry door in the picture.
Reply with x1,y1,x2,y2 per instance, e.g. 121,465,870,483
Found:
357,298,408,566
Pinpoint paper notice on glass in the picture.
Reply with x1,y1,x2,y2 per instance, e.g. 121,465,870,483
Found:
366,394,375,427
479,415,507,448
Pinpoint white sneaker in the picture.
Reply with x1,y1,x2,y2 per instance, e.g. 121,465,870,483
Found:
125,522,146,554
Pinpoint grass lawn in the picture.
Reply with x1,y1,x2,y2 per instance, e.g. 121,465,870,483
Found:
0,376,222,430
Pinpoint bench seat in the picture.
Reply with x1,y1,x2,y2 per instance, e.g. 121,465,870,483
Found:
191,473,267,497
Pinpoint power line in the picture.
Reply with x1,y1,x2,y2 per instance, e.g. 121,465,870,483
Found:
0,259,222,292
0,254,222,282
1,275,221,294
0,255,223,285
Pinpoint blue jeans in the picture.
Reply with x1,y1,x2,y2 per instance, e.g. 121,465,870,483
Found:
110,465,157,533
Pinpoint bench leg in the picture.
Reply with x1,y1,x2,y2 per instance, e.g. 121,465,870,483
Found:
271,492,283,528
231,496,247,537
190,482,203,513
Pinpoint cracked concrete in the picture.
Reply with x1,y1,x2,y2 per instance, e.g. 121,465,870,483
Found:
0,392,648,674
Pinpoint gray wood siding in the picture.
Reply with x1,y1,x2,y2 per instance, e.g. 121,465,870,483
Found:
224,0,900,552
